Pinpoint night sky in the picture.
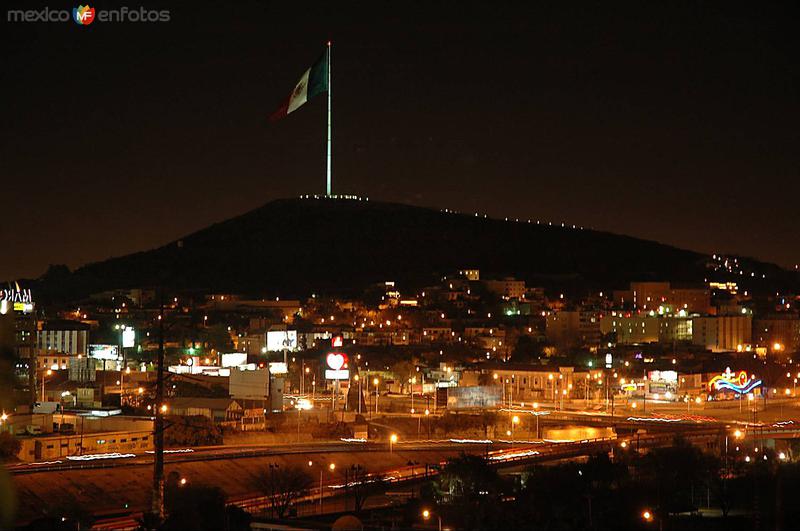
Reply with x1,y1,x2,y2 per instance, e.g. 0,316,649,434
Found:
2,1,798,281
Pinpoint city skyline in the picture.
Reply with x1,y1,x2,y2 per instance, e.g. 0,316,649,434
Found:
2,1,799,281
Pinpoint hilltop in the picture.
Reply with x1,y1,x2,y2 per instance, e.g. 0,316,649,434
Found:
31,197,775,301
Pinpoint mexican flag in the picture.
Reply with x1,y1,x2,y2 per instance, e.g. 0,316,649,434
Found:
270,51,329,121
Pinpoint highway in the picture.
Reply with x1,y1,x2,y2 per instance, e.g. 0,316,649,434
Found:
6,439,555,475
88,427,725,530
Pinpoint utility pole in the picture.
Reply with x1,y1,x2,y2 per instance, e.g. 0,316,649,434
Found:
151,289,165,522
29,308,39,406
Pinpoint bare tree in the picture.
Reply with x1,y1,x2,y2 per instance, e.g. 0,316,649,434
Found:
253,464,314,518
346,464,384,512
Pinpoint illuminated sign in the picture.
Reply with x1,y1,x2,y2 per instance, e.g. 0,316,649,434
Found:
122,326,135,348
89,344,120,361
1,286,32,304
325,369,349,380
13,302,34,313
269,362,288,374
221,353,248,367
2,285,33,313
266,330,298,352
708,367,762,394
332,335,343,348
326,352,346,371
648,370,678,383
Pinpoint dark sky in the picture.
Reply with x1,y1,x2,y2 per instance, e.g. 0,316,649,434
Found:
2,1,798,281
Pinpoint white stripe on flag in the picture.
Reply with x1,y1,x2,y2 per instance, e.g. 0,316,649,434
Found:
287,68,311,114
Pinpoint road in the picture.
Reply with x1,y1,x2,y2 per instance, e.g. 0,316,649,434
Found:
6,438,556,475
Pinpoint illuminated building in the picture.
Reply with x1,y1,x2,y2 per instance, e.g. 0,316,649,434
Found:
484,277,527,300
458,269,480,281
691,315,752,352
754,315,800,354
613,281,711,313
546,311,601,348
464,364,593,403
36,319,90,358
600,314,660,344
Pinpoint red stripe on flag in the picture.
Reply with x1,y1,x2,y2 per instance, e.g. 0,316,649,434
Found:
269,97,290,122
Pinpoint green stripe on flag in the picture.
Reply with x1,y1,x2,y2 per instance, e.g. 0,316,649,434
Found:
307,51,328,100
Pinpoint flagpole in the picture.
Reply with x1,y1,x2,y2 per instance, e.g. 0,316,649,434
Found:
326,40,332,196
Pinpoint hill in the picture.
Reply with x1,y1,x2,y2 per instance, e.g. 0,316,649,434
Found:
31,197,747,301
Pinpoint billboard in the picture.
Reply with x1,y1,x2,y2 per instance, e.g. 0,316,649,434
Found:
267,330,298,352
325,369,349,380
229,368,269,400
89,344,120,361
269,362,288,374
221,353,248,368
446,386,502,410
648,370,677,383
122,326,135,348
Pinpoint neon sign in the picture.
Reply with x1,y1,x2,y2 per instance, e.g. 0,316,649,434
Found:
708,367,762,394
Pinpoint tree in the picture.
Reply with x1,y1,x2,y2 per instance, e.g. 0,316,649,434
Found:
436,453,505,528
203,323,233,352
345,464,383,512
163,415,222,447
162,480,239,531
252,464,314,519
638,436,718,517
390,359,416,393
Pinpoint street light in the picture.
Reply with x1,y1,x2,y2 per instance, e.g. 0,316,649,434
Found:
642,510,653,522
42,369,53,402
353,374,362,414
373,378,380,414
422,509,443,531
424,408,431,439
390,433,398,453
318,462,336,513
